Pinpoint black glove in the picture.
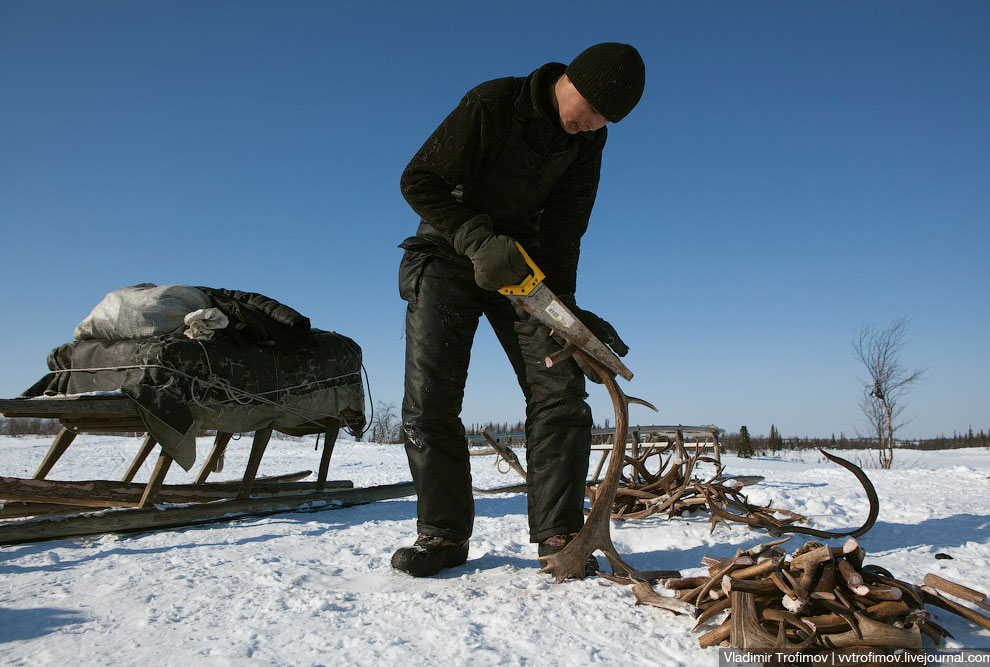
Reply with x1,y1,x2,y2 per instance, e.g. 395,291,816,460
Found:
452,216,529,291
557,295,629,383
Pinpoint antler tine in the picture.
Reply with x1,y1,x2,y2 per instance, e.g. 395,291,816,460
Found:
631,581,699,617
624,394,658,411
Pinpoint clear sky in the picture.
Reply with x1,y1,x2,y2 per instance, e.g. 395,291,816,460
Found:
1,1,987,439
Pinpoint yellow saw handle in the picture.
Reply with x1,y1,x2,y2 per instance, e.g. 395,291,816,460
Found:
498,243,545,296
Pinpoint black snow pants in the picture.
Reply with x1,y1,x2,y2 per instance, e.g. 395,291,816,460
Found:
400,256,593,544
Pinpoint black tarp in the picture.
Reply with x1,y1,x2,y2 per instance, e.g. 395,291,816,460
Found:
21,330,365,471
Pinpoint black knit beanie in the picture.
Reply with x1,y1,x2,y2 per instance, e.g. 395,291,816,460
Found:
565,42,645,123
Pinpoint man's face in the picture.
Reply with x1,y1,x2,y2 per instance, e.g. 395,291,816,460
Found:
555,74,609,135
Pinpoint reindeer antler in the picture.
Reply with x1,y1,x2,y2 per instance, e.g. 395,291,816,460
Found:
538,350,658,582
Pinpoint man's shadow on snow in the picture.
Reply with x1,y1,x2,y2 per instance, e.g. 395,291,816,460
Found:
0,493,532,572
0,607,88,643
856,514,990,556
597,513,990,574
267,493,528,531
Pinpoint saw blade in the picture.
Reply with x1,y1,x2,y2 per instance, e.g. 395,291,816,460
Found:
508,283,633,381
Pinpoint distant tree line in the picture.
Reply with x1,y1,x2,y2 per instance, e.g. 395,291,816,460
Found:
465,418,617,439
914,428,989,450
465,421,526,437
726,424,819,457
4,415,986,453
725,427,864,457
0,418,61,436
723,425,990,456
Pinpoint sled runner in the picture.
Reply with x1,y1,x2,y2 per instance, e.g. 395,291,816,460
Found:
0,394,413,544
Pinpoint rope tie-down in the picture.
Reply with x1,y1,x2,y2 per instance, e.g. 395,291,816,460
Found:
47,356,370,437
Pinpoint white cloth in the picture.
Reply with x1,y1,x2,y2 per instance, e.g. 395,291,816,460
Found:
74,283,213,340
183,308,229,340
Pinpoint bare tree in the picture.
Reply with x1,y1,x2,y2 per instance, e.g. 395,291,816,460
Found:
853,318,927,469
368,401,403,444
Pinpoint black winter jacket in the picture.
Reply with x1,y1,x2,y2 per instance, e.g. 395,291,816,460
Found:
399,62,606,296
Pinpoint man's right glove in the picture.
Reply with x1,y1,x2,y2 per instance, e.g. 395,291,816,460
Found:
557,295,630,384
453,215,529,292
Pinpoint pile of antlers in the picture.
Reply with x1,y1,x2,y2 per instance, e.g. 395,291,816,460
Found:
604,536,990,654
592,440,880,540
530,344,990,655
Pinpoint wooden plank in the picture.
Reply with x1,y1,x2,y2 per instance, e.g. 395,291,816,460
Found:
590,442,716,451
716,475,764,487
316,421,341,491
32,427,77,480
480,428,526,482
590,449,608,484
60,420,145,431
195,432,232,484
205,471,317,486
0,481,360,509
0,473,347,510
238,425,273,499
138,451,173,508
475,442,714,454
0,397,138,418
0,502,95,519
470,425,724,449
673,428,685,454
1,475,346,501
244,480,353,492
630,430,641,483
9,493,132,509
121,434,157,483
4,412,140,421
592,424,725,436
0,482,416,545
473,483,527,495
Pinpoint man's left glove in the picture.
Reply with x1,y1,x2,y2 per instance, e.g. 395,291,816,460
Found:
557,295,629,383
453,215,529,292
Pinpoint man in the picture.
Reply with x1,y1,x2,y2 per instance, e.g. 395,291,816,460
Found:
392,43,645,577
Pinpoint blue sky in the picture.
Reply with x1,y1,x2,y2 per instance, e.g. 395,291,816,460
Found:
1,1,987,439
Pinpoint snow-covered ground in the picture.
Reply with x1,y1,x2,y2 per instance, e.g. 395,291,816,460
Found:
2,435,990,665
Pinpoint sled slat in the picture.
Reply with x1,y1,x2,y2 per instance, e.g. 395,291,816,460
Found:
0,476,353,508
0,482,416,545
0,397,138,418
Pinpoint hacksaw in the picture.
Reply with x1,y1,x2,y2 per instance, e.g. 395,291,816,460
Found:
498,243,633,381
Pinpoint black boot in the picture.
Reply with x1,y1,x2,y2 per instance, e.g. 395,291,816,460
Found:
391,534,469,577
538,534,600,578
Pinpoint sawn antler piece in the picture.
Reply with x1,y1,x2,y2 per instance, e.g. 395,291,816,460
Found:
538,350,657,582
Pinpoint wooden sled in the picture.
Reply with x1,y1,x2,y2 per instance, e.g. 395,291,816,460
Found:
0,395,414,544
